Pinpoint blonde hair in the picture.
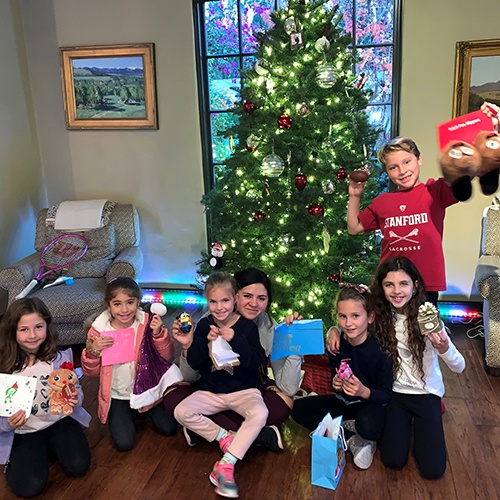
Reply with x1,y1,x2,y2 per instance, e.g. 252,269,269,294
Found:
377,136,421,170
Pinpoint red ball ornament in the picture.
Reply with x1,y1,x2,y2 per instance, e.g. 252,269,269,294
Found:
244,101,257,115
308,202,324,216
294,173,307,191
277,114,292,129
336,167,348,181
327,273,341,283
254,210,266,222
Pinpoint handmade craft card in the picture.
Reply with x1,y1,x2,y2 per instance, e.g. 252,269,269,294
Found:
209,336,240,370
271,319,325,362
0,374,37,417
101,327,135,366
437,109,494,150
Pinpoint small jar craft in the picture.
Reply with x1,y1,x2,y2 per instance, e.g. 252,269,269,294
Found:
417,302,443,336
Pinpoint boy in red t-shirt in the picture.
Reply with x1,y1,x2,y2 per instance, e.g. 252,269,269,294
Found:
347,136,457,304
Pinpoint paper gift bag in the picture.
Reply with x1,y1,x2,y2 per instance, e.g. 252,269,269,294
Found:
311,413,346,490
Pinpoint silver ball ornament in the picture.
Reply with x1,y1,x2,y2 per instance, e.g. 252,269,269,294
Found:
317,64,336,88
322,180,335,194
314,36,330,53
255,60,269,76
284,17,297,35
261,154,285,178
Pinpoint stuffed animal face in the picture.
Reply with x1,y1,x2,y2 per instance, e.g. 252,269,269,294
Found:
47,362,77,415
439,141,482,201
474,131,500,174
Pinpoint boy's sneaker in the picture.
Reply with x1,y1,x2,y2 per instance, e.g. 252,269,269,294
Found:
253,425,284,451
343,419,356,434
210,461,239,498
219,431,236,454
183,426,203,447
347,434,377,469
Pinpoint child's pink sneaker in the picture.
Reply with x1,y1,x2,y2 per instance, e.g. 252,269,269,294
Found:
210,460,239,498
219,430,236,454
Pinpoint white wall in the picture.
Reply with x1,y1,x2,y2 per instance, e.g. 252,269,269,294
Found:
0,1,45,310
400,0,500,300
10,0,500,299
20,0,206,286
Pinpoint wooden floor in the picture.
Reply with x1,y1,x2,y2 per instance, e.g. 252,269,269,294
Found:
2,321,500,499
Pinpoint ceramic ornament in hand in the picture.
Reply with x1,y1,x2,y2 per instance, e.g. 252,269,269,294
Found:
337,359,353,380
150,302,167,317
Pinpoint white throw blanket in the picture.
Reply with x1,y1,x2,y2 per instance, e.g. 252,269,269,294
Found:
54,199,108,230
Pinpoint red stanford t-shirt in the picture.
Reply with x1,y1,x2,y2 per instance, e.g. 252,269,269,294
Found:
358,179,457,291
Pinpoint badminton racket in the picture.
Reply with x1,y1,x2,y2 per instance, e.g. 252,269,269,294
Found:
16,233,88,299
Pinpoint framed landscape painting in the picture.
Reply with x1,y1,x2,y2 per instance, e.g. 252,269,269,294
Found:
60,43,158,130
453,39,500,117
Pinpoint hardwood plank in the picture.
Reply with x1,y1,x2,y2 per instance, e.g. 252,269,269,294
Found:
2,327,500,499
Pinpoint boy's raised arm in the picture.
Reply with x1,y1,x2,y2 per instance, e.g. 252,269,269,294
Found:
347,178,366,234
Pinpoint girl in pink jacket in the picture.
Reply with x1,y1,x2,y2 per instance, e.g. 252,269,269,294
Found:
81,277,180,451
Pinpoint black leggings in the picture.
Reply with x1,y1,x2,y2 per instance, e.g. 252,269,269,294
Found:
108,398,178,451
291,394,386,441
380,392,446,479
5,416,90,498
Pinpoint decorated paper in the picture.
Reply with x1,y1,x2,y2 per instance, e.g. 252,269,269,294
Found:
101,327,135,366
271,319,325,362
209,336,240,369
437,109,494,150
0,374,37,417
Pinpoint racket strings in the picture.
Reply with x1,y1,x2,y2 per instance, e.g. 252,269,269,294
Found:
42,235,88,268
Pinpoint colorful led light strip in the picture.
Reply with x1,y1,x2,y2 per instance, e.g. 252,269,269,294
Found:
438,302,482,320
141,288,207,307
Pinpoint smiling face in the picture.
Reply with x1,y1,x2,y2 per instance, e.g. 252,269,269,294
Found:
381,269,416,313
337,299,373,346
207,284,237,326
108,291,139,329
236,283,269,322
385,149,422,190
16,312,47,354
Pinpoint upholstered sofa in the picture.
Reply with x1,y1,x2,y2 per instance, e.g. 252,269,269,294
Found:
0,202,143,346
475,199,500,375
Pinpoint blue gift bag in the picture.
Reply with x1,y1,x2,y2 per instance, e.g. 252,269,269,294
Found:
311,413,346,490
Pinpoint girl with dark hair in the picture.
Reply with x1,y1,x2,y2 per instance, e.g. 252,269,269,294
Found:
81,277,178,452
0,298,90,498
292,283,393,470
372,256,465,479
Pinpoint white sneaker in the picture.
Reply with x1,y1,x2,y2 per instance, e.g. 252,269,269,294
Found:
347,434,377,469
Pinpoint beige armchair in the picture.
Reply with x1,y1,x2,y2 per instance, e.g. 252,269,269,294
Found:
475,199,500,375
0,202,143,345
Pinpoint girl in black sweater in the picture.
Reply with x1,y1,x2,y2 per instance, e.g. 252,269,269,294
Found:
292,284,393,469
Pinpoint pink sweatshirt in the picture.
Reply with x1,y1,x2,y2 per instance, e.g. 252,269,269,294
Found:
81,309,174,424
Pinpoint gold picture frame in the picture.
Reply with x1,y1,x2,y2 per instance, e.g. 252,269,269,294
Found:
453,39,500,118
60,43,158,130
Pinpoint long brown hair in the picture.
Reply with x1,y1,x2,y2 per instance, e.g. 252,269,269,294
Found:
371,257,428,381
0,298,59,373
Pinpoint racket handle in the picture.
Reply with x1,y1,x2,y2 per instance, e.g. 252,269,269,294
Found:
15,279,39,299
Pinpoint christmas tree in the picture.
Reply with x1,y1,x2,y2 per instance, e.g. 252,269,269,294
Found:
198,0,386,326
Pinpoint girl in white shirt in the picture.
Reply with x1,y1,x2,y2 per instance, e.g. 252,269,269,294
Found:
372,256,465,479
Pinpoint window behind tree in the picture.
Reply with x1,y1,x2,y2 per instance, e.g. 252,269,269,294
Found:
193,0,402,192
